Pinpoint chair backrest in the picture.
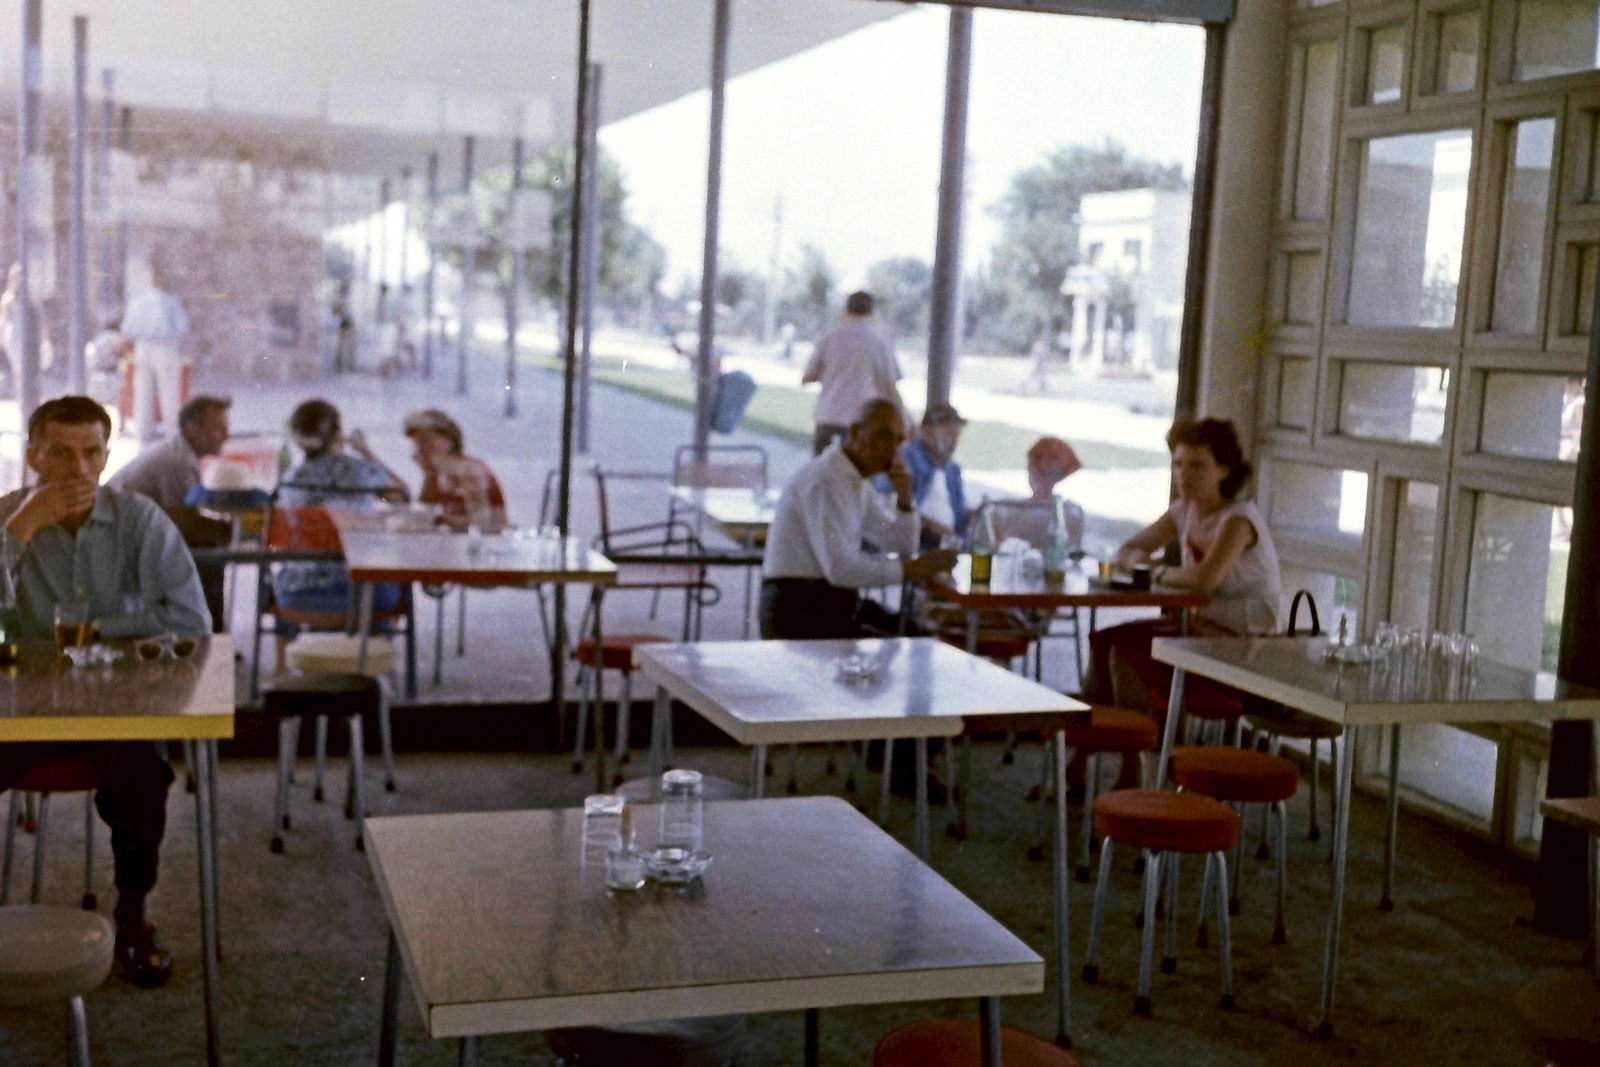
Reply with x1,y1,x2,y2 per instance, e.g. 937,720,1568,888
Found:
264,505,343,552
671,444,767,490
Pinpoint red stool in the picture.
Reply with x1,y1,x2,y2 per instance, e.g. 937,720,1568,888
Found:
1025,707,1160,871
574,633,671,783
1170,746,1300,945
1082,788,1240,1015
873,1018,1085,1067
2,758,101,910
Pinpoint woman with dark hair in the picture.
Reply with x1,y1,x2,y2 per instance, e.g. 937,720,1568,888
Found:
403,408,508,531
1075,416,1283,789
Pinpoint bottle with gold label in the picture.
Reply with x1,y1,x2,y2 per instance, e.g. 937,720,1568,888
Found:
968,500,996,585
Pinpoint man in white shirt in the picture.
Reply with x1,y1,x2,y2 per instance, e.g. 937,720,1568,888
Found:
760,398,956,640
122,257,190,442
802,291,905,456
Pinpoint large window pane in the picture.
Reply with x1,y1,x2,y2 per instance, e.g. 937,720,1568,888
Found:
1389,481,1439,630
1294,42,1341,221
1433,10,1480,93
1338,362,1448,444
1377,723,1499,823
1464,494,1573,671
1366,25,1408,105
1278,357,1315,429
1269,461,1369,553
1514,0,1600,82
1490,118,1556,334
1480,373,1585,461
1347,130,1473,328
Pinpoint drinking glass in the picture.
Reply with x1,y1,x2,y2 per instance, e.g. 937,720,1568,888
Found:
54,603,90,653
583,794,629,864
659,769,704,852
1398,629,1427,699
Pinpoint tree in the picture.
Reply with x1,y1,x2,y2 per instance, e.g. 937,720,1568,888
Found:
966,139,1187,356
865,256,932,343
778,244,838,340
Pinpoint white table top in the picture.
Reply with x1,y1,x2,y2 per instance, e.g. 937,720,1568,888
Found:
1152,635,1600,726
340,531,618,587
366,797,1042,1038
635,637,1086,745
668,486,778,537
0,636,235,742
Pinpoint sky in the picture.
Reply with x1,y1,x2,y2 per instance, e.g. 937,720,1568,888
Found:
600,4,1207,293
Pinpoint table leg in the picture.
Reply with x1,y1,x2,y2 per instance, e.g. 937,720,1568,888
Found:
1380,723,1401,911
193,738,223,1067
751,745,767,800
378,927,402,1067
1316,724,1360,1036
915,737,930,860
955,735,972,840
591,587,607,796
1052,729,1073,1048
966,608,979,656
879,739,894,827
457,1035,478,1066
978,996,1003,1067
206,739,222,961
1155,668,1187,790
356,582,375,676
804,1007,819,1067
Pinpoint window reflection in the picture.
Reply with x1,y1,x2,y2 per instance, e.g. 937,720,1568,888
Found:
1338,363,1447,445
1347,130,1473,329
1367,25,1407,104
1434,10,1480,93
1490,118,1555,334
1479,374,1584,461
1514,0,1600,81
1269,461,1369,551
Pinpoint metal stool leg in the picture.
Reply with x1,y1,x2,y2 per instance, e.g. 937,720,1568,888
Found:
1135,851,1162,1015
1197,843,1215,948
457,1035,478,1067
1,791,17,904
1029,740,1053,861
614,671,633,775
67,995,90,1067
456,587,467,657
878,739,894,827
433,592,446,685
1082,837,1113,982
313,715,329,802
1076,752,1098,881
272,718,294,852
844,740,860,793
379,688,397,793
30,793,50,904
1228,806,1245,916
1381,723,1401,911
571,665,591,773
786,743,799,795
350,715,368,852
1161,849,1179,975
1307,737,1322,842
82,792,96,910
1214,851,1235,1009
1273,799,1289,945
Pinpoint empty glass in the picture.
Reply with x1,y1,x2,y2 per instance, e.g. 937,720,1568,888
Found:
583,794,629,864
659,769,704,852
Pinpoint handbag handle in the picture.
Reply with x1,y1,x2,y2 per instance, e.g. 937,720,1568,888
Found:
1286,589,1322,637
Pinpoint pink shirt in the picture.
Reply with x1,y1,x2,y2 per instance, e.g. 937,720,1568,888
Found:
1170,497,1283,634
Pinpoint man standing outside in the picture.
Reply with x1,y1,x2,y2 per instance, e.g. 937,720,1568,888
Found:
0,396,211,988
111,395,235,631
760,398,955,639
802,291,904,456
122,255,190,441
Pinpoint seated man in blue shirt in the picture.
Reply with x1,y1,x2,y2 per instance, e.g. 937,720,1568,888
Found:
0,396,211,989
895,403,969,551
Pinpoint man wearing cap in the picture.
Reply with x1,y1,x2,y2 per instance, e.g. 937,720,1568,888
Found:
802,291,905,456
898,403,969,551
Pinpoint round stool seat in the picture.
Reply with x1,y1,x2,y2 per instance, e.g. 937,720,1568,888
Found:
1516,972,1600,1063
0,905,114,1007
263,672,383,719
873,1019,1085,1067
12,757,100,795
1170,747,1300,804
939,632,1033,661
576,633,671,672
1065,706,1160,753
615,774,747,802
545,1014,746,1067
1245,707,1343,740
1094,789,1240,854
284,633,396,677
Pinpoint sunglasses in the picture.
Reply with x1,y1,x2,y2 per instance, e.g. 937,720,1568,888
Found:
136,635,198,661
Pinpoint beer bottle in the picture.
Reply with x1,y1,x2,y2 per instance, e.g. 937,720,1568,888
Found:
969,500,997,584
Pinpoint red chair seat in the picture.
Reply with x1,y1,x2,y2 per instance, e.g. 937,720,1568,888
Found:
938,631,1033,661
873,1019,1085,1067
1094,788,1240,854
576,633,672,672
1064,705,1160,753
12,757,100,794
1170,747,1299,804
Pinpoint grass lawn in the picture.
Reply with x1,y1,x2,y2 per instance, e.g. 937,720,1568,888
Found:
524,352,1169,472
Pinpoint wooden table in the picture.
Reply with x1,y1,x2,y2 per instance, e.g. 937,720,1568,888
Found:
636,637,1088,1045
340,528,619,783
0,635,235,1067
1151,635,1600,1034
369,797,1042,1067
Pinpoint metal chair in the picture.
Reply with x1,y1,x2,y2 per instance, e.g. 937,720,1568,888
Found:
591,465,721,642
2,759,100,910
264,673,380,853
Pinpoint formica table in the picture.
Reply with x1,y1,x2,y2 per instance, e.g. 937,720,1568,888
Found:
0,635,235,1067
636,637,1088,1045
664,486,774,638
339,528,619,786
369,797,1043,1067
1151,635,1600,1034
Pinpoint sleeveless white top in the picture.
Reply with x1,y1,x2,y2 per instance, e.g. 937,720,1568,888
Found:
1171,497,1283,635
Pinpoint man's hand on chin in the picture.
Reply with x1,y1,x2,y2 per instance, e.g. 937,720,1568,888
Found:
6,475,97,544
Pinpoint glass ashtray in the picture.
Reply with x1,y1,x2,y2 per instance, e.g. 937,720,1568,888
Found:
833,654,878,686
643,846,712,884
64,644,122,668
